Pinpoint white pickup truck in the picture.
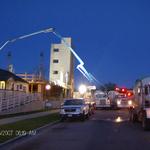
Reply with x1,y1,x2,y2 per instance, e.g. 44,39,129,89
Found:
60,99,89,121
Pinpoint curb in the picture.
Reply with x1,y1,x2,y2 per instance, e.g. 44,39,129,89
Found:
0,119,60,148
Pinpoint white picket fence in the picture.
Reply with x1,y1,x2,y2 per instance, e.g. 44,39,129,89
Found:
0,90,42,112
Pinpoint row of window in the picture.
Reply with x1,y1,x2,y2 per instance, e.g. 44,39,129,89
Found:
53,48,59,75
53,71,58,74
53,59,59,63
53,48,59,52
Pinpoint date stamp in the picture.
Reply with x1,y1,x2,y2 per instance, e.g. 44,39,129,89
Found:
0,130,37,136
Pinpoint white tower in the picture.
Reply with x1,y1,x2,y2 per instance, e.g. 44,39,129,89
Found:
49,37,74,97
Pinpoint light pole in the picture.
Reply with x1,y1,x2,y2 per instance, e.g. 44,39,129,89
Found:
44,83,51,100
79,84,87,98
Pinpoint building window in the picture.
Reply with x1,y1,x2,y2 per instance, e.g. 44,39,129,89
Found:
53,59,59,63
53,48,59,52
17,85,19,91
23,86,26,91
0,81,5,89
53,71,58,74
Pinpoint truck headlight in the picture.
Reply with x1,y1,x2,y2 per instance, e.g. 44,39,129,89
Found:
128,100,132,105
107,99,110,104
117,100,121,105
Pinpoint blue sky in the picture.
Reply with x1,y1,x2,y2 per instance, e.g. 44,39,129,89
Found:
0,0,150,88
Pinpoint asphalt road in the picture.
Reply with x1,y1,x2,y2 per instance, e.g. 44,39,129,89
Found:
2,109,150,150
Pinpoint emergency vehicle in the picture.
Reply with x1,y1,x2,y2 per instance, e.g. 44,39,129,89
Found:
94,91,110,109
129,77,150,130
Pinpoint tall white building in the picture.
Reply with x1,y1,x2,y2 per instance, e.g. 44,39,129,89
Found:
49,37,74,97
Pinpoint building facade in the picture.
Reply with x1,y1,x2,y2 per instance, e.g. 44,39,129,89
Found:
16,73,48,94
49,37,74,97
0,69,28,92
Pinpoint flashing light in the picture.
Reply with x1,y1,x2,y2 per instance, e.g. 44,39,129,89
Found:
121,88,125,92
127,92,131,97
115,87,127,93
115,87,120,91
127,92,133,97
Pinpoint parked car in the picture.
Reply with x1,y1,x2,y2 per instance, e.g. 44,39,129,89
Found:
60,99,89,121
84,98,95,115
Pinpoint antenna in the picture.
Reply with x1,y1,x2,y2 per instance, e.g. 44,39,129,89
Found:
7,51,14,72
39,51,45,81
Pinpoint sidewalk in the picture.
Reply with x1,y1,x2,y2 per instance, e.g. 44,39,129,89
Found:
0,109,59,125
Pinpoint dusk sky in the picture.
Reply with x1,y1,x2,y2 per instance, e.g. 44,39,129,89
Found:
0,0,150,88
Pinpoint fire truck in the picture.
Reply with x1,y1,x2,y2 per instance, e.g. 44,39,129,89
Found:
129,77,150,130
116,90,134,108
108,88,134,109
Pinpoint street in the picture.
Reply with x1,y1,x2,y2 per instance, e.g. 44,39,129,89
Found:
2,109,150,150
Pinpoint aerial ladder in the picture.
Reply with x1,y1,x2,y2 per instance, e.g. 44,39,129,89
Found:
0,27,98,84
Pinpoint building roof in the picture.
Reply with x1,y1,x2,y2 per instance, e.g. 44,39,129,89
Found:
0,69,28,83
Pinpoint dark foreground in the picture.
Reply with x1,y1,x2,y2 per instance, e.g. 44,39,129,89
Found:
2,109,150,150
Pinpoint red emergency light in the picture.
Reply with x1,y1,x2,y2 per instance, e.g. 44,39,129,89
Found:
121,88,127,93
115,87,120,91
127,92,133,97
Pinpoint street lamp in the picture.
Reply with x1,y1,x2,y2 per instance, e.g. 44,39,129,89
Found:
44,84,51,100
79,84,87,95
45,84,51,90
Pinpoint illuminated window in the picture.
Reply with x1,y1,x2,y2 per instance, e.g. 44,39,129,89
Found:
53,48,59,52
0,81,5,89
53,59,59,63
53,71,58,74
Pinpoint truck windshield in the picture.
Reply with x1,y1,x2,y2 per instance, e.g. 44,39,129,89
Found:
64,99,84,105
96,94,106,98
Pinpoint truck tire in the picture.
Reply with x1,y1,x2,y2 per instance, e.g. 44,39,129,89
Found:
142,117,150,130
86,113,89,119
129,111,138,123
81,112,85,121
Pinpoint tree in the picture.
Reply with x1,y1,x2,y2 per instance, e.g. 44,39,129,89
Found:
98,82,116,92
